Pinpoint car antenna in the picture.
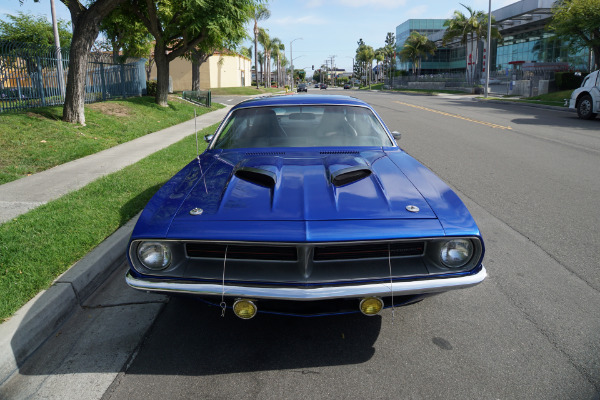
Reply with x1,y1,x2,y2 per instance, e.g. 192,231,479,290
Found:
195,109,200,159
194,109,208,194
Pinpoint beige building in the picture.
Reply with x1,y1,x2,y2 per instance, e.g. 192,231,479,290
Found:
150,52,252,92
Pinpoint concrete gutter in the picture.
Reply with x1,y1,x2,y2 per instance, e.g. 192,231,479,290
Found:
0,215,139,386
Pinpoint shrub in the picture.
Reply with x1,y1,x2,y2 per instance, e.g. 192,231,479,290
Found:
555,72,584,90
146,80,157,97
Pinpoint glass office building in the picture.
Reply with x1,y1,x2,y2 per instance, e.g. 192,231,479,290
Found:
395,0,594,75
396,19,447,73
496,30,589,71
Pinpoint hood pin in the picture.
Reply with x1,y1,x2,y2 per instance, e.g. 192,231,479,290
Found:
406,205,420,213
190,208,204,216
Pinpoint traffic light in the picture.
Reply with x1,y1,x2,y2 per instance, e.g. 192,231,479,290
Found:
312,65,314,70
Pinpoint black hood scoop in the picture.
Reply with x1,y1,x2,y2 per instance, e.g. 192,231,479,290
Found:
235,167,277,189
331,166,372,187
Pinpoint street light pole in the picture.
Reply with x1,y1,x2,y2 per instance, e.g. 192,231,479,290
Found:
50,0,65,97
254,25,259,89
485,0,492,98
290,37,302,91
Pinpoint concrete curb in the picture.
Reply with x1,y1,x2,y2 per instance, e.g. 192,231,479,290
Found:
0,215,138,386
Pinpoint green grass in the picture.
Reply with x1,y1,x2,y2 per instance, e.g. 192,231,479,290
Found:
0,96,223,185
526,89,572,102
208,87,284,96
0,126,216,322
480,89,572,107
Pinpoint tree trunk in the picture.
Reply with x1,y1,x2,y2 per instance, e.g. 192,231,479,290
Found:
154,43,169,107
61,0,125,125
192,57,200,91
191,49,209,91
62,14,102,125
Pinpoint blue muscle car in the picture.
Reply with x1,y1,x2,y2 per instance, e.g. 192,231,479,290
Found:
126,95,486,318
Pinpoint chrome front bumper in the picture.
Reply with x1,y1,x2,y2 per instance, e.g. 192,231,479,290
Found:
126,266,486,300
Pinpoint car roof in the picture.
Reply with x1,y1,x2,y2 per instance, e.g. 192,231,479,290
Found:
231,95,371,110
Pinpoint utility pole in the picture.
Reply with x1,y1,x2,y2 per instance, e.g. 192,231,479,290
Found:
50,0,65,97
484,0,492,98
290,38,302,91
329,55,336,86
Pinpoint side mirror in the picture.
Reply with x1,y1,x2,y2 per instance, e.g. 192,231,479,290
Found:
204,134,214,143
391,131,401,140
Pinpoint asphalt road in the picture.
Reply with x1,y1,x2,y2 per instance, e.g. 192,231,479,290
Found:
4,88,599,400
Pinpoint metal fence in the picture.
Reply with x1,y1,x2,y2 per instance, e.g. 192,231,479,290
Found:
182,90,211,107
385,69,558,96
0,41,146,113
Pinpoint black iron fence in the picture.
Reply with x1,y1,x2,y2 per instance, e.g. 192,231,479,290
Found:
182,90,211,107
0,41,146,113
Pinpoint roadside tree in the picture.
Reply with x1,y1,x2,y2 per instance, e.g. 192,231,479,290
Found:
399,31,435,76
548,0,600,71
126,0,255,107
250,4,270,89
0,12,72,47
443,4,500,84
99,7,152,64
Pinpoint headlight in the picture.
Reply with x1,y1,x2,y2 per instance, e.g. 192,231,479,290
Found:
137,241,171,270
440,239,473,268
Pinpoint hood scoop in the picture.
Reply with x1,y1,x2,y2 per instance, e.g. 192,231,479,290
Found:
235,167,277,189
331,166,372,187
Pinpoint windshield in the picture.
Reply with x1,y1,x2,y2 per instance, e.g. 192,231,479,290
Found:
212,105,394,149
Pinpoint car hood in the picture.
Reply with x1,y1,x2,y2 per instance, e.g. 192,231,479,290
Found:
173,150,437,223
131,148,481,241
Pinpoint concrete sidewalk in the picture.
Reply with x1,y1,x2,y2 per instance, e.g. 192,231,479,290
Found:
0,105,231,387
0,105,231,224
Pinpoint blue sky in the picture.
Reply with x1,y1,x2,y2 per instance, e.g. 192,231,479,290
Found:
2,0,517,73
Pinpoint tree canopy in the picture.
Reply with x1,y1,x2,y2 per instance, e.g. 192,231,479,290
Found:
548,0,600,70
0,11,72,48
126,0,255,106
99,7,153,63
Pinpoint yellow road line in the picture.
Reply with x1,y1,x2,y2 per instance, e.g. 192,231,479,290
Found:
394,101,512,130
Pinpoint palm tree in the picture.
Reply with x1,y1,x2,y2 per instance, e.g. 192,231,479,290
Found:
250,4,270,89
375,48,385,82
399,32,435,75
270,37,283,87
276,41,285,87
256,51,264,86
443,6,471,82
357,45,375,88
384,32,396,83
258,28,273,87
443,3,501,84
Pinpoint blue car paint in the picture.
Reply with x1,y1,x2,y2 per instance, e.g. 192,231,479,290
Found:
127,95,485,315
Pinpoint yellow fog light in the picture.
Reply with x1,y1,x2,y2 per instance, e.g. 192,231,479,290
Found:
233,299,257,319
360,297,384,316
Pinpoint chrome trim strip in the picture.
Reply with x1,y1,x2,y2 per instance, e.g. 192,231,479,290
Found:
126,266,486,301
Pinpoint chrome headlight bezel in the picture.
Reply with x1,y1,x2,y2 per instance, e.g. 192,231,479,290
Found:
439,239,474,268
424,237,483,272
136,241,172,271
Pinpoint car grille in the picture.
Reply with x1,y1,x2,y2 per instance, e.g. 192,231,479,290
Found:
313,242,425,261
185,241,425,262
186,243,298,261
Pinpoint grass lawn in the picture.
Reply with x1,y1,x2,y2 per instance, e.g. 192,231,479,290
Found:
481,89,572,107
209,87,284,96
0,125,216,322
0,96,223,185
358,83,467,95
